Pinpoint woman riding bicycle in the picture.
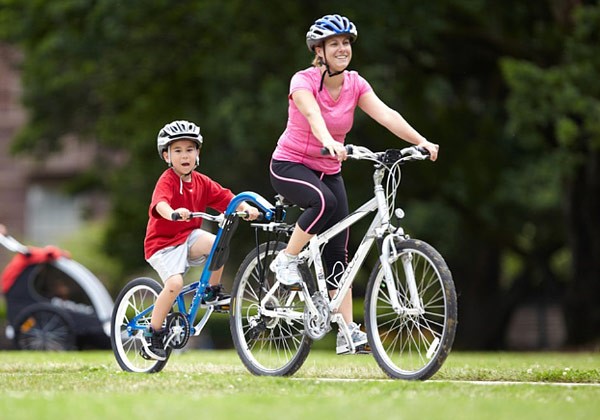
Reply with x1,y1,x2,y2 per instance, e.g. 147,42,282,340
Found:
269,14,439,355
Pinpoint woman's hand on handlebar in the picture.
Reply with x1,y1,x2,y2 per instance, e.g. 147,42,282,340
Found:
417,139,439,161
322,140,348,161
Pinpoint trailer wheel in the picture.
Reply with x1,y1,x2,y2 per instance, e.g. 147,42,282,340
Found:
13,303,77,351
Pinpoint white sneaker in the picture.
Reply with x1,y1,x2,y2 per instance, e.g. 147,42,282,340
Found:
269,251,302,286
336,322,369,355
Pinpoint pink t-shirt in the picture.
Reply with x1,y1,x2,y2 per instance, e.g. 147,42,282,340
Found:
272,66,372,174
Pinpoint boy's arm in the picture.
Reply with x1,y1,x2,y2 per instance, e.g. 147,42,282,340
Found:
236,202,260,221
155,201,191,221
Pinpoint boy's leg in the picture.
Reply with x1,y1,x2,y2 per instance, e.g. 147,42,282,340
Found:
151,274,184,330
209,266,224,287
188,230,229,304
188,229,223,286
144,274,183,360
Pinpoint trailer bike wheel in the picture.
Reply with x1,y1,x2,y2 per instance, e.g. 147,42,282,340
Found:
13,303,77,351
365,238,457,380
230,241,312,376
111,277,172,373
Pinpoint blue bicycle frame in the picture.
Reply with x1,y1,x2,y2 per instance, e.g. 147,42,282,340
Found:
128,191,277,336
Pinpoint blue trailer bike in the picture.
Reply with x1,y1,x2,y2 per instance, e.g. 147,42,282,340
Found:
110,192,275,373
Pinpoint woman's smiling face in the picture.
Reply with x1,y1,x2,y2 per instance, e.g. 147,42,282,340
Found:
317,35,353,71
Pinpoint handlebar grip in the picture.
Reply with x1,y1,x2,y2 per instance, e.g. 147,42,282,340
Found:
238,211,264,222
171,212,182,221
415,146,430,156
320,145,353,156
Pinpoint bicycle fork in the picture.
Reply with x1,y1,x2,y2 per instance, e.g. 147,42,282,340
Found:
380,233,424,316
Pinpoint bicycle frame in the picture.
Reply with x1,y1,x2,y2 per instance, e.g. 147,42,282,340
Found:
258,147,426,333
127,191,275,337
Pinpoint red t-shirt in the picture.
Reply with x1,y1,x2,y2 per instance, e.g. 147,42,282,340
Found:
144,169,235,259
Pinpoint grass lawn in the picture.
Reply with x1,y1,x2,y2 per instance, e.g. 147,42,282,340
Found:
0,350,598,420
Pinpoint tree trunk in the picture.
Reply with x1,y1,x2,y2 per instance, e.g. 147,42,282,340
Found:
564,149,600,346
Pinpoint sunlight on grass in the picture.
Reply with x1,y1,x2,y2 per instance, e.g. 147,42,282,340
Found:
0,350,598,420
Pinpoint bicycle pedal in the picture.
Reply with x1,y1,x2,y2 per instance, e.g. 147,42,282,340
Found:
283,283,303,292
355,344,371,354
139,347,153,360
214,304,230,313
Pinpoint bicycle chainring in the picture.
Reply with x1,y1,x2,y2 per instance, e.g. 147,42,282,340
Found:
165,312,190,350
303,293,331,340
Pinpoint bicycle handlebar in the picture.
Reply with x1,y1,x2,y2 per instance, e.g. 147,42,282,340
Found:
320,144,430,163
0,233,30,254
171,211,263,222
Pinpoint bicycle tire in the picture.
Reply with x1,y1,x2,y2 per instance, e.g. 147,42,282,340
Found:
111,277,172,373
230,241,312,376
365,238,457,380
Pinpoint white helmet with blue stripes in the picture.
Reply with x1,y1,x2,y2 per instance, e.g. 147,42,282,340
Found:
306,14,358,52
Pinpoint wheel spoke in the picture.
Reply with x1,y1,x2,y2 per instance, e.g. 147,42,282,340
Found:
230,243,311,376
366,239,457,380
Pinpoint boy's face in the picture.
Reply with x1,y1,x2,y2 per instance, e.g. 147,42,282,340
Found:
164,139,200,176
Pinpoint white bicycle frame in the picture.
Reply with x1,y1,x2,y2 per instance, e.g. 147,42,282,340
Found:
258,146,428,341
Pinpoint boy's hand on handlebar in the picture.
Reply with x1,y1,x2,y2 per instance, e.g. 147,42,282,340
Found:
417,140,439,161
171,208,191,221
238,204,261,221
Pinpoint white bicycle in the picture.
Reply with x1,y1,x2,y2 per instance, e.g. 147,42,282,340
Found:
229,145,457,380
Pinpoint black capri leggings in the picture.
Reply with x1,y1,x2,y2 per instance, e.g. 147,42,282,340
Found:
270,159,349,289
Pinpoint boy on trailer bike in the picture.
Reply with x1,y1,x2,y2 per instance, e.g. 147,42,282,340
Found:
268,14,439,355
143,120,260,360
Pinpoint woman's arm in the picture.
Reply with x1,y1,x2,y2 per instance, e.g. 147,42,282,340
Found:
291,89,347,160
358,91,439,161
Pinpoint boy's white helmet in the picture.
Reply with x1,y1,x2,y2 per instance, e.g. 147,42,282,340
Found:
157,120,203,159
306,14,358,52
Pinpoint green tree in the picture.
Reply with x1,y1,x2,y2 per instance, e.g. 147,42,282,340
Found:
502,3,600,345
2,0,597,348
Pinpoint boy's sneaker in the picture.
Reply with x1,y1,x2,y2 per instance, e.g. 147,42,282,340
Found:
142,327,167,361
269,251,302,286
201,284,231,306
336,322,370,355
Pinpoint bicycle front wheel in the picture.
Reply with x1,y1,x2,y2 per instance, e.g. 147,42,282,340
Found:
365,238,457,380
111,277,171,373
230,241,312,376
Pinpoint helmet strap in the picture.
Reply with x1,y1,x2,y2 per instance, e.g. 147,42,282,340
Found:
319,64,345,92
166,147,172,167
317,45,345,92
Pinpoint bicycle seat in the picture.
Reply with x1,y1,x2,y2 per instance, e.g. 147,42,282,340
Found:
275,194,295,207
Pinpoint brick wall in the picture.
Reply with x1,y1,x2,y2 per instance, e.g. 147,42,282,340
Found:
0,43,27,269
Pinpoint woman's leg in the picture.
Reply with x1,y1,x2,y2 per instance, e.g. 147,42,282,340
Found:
270,160,338,254
321,173,353,323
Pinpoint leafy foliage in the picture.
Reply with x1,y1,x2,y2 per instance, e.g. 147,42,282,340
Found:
2,0,599,347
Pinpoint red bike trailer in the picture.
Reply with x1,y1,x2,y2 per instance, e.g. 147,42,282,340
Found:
1,233,113,350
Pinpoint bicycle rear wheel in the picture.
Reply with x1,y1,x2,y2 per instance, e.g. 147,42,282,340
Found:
365,238,457,380
230,241,312,376
111,277,171,373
